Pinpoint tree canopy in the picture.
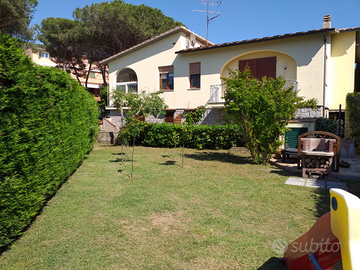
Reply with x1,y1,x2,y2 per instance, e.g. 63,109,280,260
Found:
0,0,38,41
37,0,184,87
72,0,184,56
37,18,86,73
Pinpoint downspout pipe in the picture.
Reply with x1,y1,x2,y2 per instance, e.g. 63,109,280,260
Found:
323,33,327,118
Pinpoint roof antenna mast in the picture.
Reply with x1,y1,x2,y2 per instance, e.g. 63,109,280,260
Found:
193,0,221,46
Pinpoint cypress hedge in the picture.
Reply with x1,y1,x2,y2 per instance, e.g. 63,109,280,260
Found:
0,33,99,248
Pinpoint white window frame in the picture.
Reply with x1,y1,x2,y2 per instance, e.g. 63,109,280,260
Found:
115,82,138,94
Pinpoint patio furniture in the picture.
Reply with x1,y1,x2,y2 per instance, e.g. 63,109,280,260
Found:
281,147,298,163
297,131,340,173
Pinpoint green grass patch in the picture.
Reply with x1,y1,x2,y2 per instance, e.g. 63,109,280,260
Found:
0,144,338,269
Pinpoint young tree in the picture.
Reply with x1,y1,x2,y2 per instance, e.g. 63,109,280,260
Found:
112,90,167,177
179,106,206,168
222,68,317,165
0,0,38,42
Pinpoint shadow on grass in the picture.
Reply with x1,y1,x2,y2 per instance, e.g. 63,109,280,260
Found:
160,160,177,166
185,152,253,165
310,188,331,219
110,158,131,163
257,257,287,270
268,168,293,177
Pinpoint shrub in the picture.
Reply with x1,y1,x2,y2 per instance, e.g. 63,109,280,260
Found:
315,118,337,134
0,33,99,248
346,92,360,146
120,122,244,150
222,67,317,164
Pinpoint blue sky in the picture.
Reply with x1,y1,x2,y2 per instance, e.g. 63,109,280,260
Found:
31,0,360,45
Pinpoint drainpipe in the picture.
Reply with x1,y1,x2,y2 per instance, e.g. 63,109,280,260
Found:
323,32,327,118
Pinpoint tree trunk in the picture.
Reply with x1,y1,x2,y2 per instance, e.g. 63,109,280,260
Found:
85,61,92,89
121,142,123,165
182,143,185,168
100,65,107,87
131,134,136,178
72,62,81,84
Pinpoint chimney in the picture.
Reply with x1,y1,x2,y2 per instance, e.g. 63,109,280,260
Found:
323,15,331,29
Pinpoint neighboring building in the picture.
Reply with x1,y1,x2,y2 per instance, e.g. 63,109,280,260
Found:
100,16,360,140
26,47,108,97
26,47,57,68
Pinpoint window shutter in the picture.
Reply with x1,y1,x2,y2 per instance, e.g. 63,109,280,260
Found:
190,62,200,75
159,66,174,74
238,57,276,80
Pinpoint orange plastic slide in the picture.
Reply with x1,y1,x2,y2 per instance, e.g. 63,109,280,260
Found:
283,212,341,270
283,188,360,270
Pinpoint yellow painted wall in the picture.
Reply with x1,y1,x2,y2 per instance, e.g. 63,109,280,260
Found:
327,31,356,110
107,31,342,110
221,50,297,81
31,50,56,67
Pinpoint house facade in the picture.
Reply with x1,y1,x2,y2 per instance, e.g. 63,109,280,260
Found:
26,48,108,97
100,17,360,140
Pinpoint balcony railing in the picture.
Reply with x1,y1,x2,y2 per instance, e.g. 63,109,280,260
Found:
207,79,298,106
285,79,298,92
209,84,225,103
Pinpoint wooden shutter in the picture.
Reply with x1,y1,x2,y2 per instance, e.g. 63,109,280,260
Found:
238,57,276,80
285,128,308,148
159,66,174,74
165,111,174,123
174,113,182,125
190,62,201,75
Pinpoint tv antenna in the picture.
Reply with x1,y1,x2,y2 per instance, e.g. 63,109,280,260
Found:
193,0,221,46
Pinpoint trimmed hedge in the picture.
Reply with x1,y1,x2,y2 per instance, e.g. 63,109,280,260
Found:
315,117,337,134
0,33,99,248
122,122,244,150
346,92,360,146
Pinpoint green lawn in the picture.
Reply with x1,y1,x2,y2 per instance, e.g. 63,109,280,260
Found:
0,144,336,269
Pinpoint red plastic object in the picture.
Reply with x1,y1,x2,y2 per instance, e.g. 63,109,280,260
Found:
283,212,342,270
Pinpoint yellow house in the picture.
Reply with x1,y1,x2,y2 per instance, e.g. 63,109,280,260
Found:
26,48,108,97
100,16,359,139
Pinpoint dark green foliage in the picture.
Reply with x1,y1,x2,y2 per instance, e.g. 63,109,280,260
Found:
0,33,99,248
346,92,360,146
0,0,38,41
315,117,337,134
121,122,243,150
99,86,109,119
184,106,206,125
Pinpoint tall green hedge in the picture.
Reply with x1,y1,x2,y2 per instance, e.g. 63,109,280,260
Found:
0,33,99,248
122,122,244,150
346,92,360,146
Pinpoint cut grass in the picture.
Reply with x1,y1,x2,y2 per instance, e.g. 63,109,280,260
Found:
0,144,337,269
